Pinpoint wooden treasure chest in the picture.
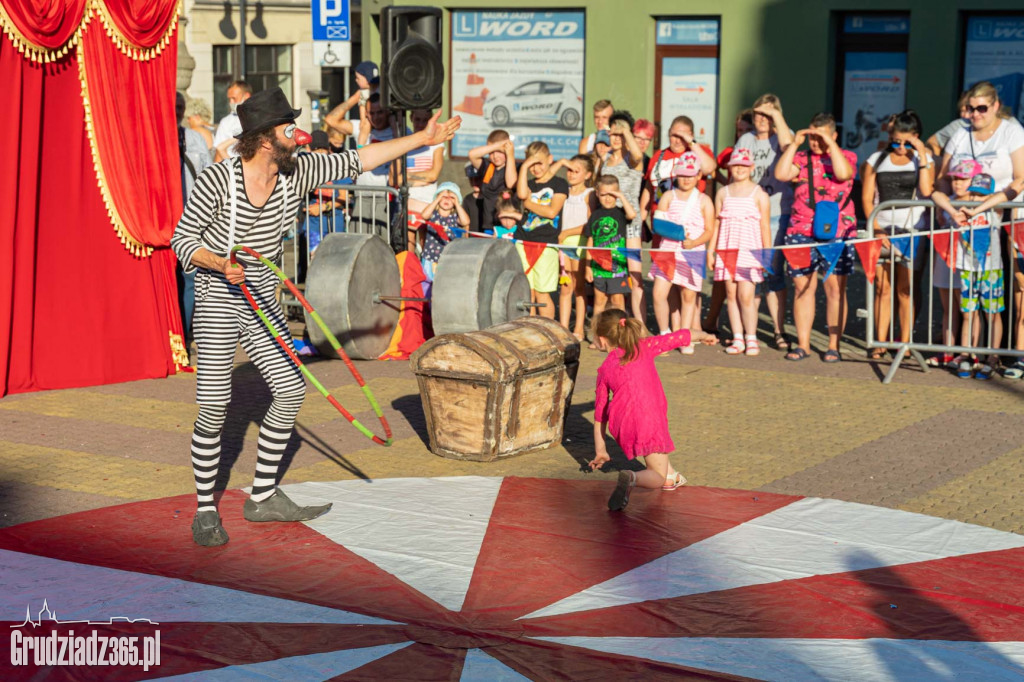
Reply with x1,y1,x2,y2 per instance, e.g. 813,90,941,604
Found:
410,317,580,461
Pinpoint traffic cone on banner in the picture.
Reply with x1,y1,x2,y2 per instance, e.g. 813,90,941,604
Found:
454,53,489,116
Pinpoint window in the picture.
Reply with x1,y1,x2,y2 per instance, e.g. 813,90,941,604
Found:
654,18,720,149
212,44,293,122
962,14,1024,125
833,13,909,165
541,83,564,95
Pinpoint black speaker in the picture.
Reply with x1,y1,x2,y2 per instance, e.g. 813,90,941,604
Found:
380,6,444,110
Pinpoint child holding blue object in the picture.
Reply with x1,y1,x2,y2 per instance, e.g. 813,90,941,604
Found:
419,182,470,287
650,151,715,353
589,308,710,511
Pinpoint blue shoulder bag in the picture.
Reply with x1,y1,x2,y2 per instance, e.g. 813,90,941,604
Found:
807,154,852,241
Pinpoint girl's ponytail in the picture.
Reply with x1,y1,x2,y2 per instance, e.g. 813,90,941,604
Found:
591,308,643,363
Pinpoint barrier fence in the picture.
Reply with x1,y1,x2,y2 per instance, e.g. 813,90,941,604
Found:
866,199,1024,384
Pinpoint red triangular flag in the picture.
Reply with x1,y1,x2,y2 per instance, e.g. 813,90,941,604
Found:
588,248,615,272
521,241,548,274
783,246,812,270
717,249,739,279
854,240,883,285
1006,220,1024,255
650,250,677,277
930,231,957,269
407,211,425,229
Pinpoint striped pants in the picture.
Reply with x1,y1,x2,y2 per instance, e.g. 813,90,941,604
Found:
189,267,305,512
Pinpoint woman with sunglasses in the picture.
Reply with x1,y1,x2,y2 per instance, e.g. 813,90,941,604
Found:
861,110,934,358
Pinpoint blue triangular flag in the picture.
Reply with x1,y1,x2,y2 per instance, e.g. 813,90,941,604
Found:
815,242,847,281
652,217,688,242
558,245,582,260
749,248,775,275
963,227,991,271
887,234,921,263
449,226,467,239
679,249,707,278
623,248,643,263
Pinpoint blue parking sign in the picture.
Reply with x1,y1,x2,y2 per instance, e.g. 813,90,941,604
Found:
312,0,350,41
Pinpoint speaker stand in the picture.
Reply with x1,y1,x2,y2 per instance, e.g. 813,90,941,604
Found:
390,108,409,255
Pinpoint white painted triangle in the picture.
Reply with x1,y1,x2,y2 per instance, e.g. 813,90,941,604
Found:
156,642,413,680
522,497,1024,619
0,549,396,625
281,477,504,612
460,648,531,681
536,636,1024,681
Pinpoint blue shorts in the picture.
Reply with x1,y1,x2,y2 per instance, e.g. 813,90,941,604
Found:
785,232,856,279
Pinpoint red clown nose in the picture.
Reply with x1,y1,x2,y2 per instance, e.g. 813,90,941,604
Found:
293,128,313,146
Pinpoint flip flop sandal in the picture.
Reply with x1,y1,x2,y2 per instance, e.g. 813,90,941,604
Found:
823,349,842,363
785,347,810,361
662,473,687,491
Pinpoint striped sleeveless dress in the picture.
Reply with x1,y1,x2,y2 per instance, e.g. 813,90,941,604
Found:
714,184,765,283
650,188,705,292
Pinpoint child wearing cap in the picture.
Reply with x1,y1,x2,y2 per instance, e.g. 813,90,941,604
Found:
419,182,470,286
468,130,518,232
707,148,771,356
650,152,715,353
933,166,1007,379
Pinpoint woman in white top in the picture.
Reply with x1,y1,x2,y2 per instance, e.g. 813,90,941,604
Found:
861,110,935,355
553,154,596,340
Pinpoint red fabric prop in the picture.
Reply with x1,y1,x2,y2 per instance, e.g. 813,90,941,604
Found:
379,252,432,360
854,241,884,286
717,248,739,279
783,246,812,271
931,232,957,269
522,241,548,274
649,250,676,277
0,1,185,395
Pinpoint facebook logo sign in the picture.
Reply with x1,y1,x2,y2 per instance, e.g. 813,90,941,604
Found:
312,0,350,41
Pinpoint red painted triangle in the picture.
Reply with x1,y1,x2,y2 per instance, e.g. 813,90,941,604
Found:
336,642,465,681
522,241,548,274
931,231,957,268
782,246,812,270
718,249,739,279
589,248,615,272
650,250,677,277
854,240,883,285
459,478,800,621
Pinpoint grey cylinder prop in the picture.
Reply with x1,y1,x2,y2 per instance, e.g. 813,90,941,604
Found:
431,238,530,335
303,233,401,360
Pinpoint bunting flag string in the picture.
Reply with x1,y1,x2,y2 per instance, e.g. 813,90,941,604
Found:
854,240,884,285
520,242,548,275
783,246,813,270
649,250,677,278
679,250,707,279
930,231,957,268
588,248,615,272
749,248,775,275
887,234,921,264
815,242,847,281
717,249,739,280
558,245,582,261
623,248,643,263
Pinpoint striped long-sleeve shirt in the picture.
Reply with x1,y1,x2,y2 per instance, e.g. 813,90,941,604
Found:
171,151,362,273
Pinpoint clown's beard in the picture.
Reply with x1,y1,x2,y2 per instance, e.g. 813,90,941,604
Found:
272,139,297,175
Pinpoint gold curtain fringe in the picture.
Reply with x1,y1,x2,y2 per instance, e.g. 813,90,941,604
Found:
76,42,152,258
0,0,180,64
169,331,190,369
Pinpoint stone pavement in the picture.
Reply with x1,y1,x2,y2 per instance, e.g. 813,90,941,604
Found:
2,322,1023,534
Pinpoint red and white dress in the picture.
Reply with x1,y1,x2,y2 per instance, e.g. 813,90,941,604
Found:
714,184,765,283
650,189,705,292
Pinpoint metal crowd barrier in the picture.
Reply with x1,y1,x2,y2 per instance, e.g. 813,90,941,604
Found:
279,183,399,317
865,199,1024,384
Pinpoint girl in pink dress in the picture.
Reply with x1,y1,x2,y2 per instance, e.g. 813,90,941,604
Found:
588,308,710,511
708,148,771,356
650,152,715,354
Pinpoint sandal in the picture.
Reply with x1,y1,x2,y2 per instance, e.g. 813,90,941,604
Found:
823,349,842,363
925,352,953,367
725,337,745,355
785,347,810,361
773,333,790,351
744,335,760,356
869,348,889,360
663,473,687,491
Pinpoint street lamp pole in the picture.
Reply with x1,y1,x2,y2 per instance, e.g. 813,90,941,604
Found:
239,0,247,80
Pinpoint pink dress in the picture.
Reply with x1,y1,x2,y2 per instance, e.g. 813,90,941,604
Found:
650,189,706,292
595,329,691,458
714,185,765,283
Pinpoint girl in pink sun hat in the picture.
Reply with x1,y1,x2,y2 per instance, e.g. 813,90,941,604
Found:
707,147,771,356
650,152,715,354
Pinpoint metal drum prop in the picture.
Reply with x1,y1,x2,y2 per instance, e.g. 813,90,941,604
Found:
304,233,401,360
430,238,531,335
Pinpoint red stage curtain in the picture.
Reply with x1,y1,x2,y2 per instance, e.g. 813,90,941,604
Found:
0,0,185,396
0,0,88,52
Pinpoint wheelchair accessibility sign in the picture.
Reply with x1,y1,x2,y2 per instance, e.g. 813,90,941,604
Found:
312,0,350,42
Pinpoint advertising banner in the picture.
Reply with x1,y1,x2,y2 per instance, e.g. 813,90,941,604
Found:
964,16,1024,124
659,57,718,150
841,52,907,165
450,11,585,158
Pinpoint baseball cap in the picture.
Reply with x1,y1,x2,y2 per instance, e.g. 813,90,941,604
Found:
727,148,754,167
948,159,983,179
967,173,995,196
594,130,611,147
671,152,701,177
354,61,380,85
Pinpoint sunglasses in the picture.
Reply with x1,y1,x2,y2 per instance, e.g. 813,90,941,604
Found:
889,141,913,149
966,104,990,114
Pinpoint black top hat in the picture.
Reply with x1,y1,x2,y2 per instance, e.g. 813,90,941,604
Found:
235,87,302,138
